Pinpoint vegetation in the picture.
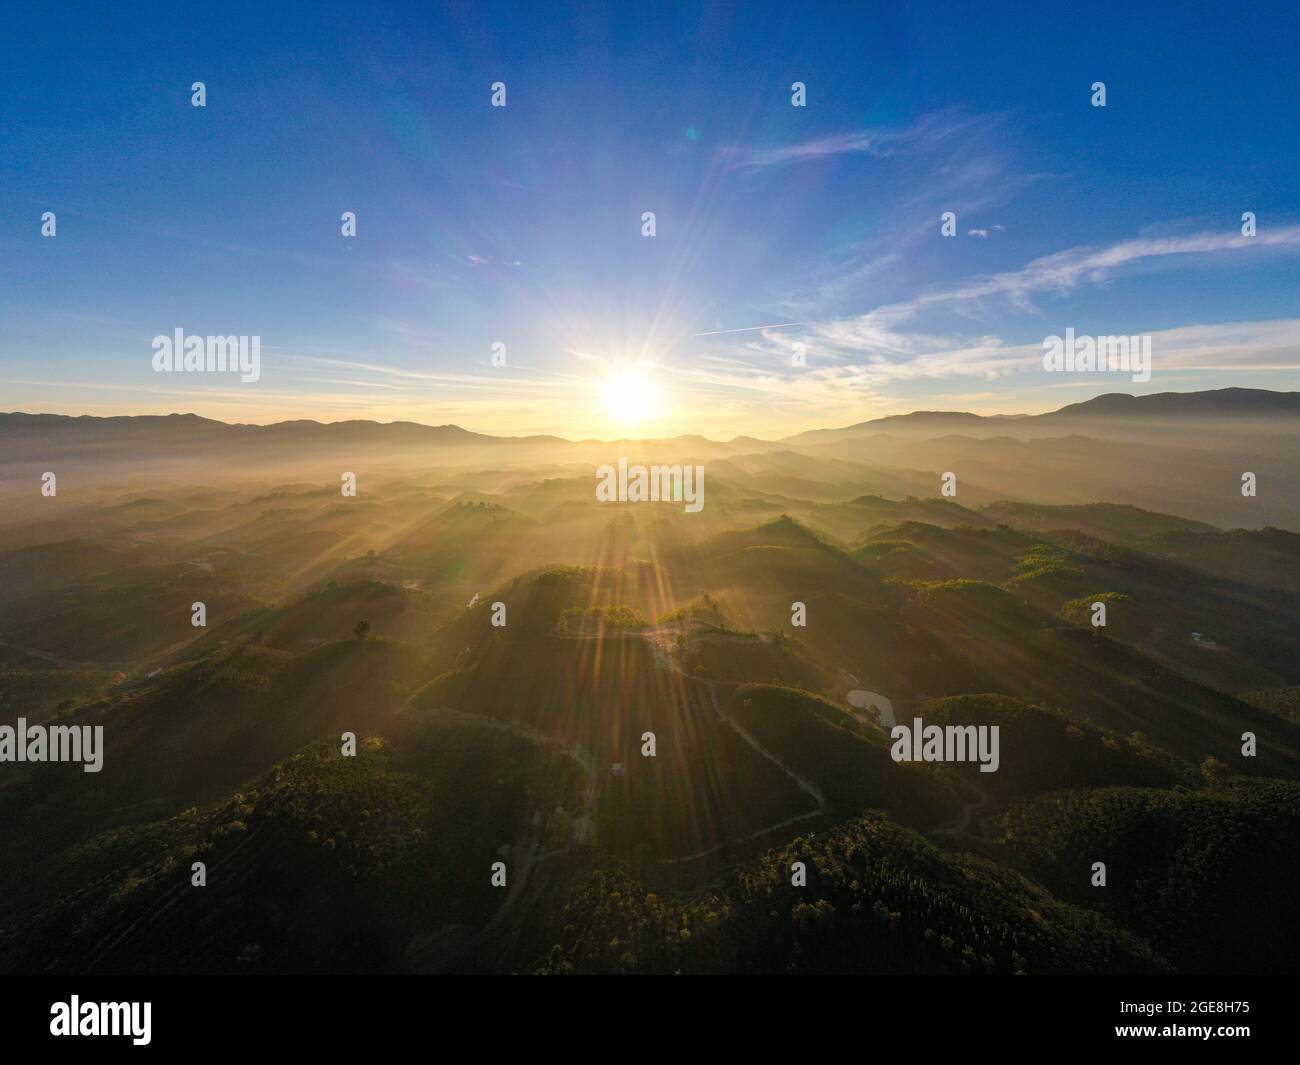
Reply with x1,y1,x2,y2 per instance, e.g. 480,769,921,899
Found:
525,813,1168,974
1,433,1296,974
993,779,1300,972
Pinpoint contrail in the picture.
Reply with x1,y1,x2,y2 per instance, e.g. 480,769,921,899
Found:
693,321,812,337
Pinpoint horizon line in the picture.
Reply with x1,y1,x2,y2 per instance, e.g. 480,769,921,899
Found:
2,385,1296,444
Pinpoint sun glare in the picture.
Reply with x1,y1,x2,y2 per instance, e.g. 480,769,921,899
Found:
600,368,660,428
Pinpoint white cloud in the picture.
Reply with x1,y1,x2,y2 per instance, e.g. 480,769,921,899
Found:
722,130,891,171
783,224,1300,357
721,110,1001,173
932,225,1300,313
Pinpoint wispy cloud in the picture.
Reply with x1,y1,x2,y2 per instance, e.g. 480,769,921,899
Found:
693,321,812,337
930,225,1300,314
722,130,893,171
721,111,1001,173
797,224,1300,352
740,111,1038,315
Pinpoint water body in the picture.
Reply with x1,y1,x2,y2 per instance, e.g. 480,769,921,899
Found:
848,689,895,728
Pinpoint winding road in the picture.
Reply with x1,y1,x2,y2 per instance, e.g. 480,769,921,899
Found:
562,625,828,862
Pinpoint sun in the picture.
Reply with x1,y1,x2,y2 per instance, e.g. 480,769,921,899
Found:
600,367,660,427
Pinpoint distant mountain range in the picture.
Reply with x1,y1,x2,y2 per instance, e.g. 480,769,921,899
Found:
782,387,1300,445
3,387,1296,454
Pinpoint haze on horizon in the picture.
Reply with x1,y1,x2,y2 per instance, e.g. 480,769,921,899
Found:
5,383,1297,447
0,382,1233,443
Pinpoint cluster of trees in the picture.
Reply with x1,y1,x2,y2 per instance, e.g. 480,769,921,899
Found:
559,605,649,630
994,778,1300,972
657,592,727,628
1243,686,1300,723
528,812,1167,974
3,730,581,974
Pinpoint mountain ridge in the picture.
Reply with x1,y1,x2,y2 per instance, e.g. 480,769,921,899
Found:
4,387,1295,449
781,387,1300,445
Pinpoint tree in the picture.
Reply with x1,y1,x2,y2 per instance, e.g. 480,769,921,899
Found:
354,620,371,640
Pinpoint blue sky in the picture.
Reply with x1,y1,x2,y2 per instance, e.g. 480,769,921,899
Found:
2,0,1297,437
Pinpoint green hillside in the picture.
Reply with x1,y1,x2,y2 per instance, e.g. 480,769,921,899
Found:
517,812,1170,975
2,455,1297,976
993,779,1300,973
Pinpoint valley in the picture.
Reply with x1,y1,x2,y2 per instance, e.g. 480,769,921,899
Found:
1,392,1297,974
